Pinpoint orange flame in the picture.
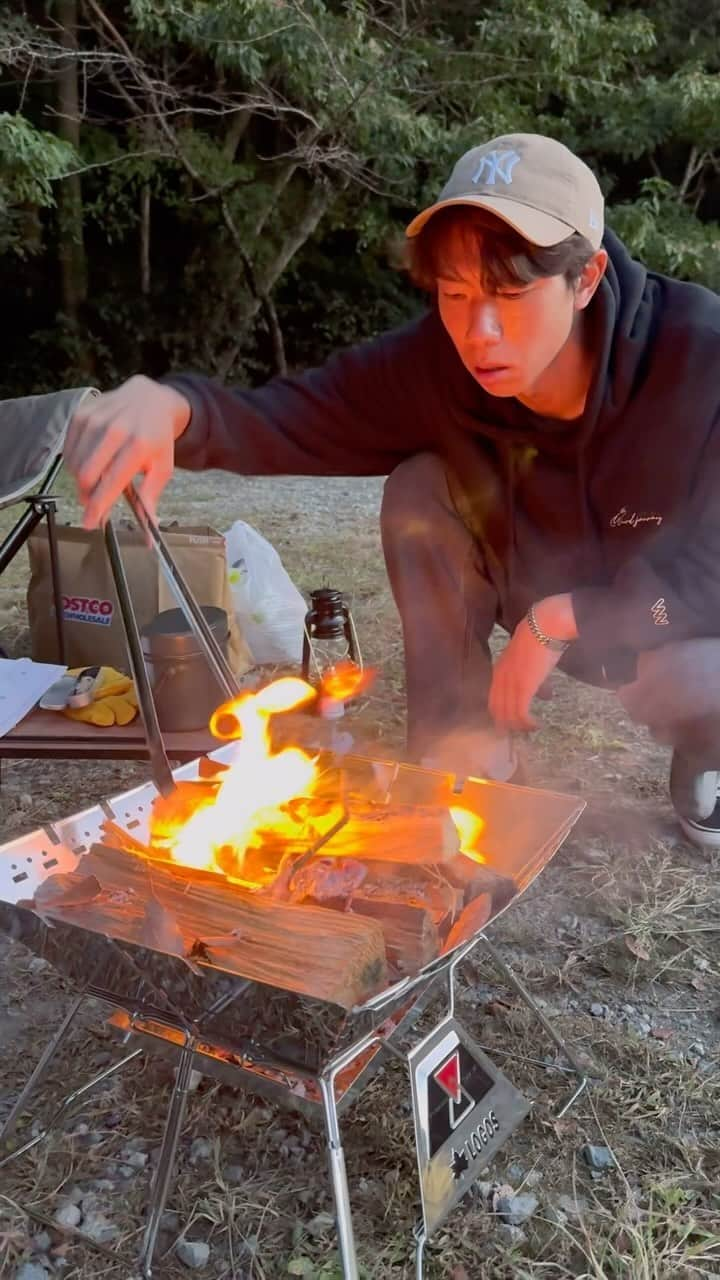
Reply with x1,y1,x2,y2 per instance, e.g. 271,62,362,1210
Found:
449,806,486,864
160,677,318,874
320,661,375,703
146,675,490,888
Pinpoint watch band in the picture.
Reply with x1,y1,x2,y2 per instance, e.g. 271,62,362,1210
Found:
526,604,570,653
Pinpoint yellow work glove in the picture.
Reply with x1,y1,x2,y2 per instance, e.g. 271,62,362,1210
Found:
61,666,138,727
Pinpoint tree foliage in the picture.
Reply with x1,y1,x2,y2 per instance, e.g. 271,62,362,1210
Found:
0,112,77,256
0,0,718,396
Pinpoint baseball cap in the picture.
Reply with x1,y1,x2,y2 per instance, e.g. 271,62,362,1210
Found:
406,133,604,250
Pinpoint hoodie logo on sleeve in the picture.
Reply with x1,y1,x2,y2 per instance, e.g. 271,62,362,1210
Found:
651,598,669,626
610,507,663,529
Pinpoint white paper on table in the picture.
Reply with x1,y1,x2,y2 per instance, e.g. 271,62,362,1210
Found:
0,658,68,737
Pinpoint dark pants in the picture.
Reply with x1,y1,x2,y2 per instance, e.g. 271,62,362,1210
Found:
381,453,720,783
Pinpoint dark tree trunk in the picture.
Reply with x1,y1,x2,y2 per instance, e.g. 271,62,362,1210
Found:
140,183,151,295
56,0,88,330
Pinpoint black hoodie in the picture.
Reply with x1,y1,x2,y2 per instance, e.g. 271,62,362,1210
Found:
169,230,720,679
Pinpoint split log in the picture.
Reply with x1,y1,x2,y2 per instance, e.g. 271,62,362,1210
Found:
101,818,155,860
350,898,439,975
441,893,492,954
0,899,197,1016
321,803,460,865
102,815,296,886
32,842,389,1009
108,794,460,886
355,861,464,927
442,854,517,912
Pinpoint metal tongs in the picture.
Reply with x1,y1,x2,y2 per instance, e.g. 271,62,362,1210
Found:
104,484,241,796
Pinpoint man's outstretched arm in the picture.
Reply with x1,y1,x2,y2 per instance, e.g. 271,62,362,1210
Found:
65,314,439,528
64,376,190,529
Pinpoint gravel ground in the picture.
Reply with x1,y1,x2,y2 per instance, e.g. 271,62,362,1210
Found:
1,469,719,1279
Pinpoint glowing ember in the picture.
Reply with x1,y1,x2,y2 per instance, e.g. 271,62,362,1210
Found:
449,806,486,863
159,677,318,874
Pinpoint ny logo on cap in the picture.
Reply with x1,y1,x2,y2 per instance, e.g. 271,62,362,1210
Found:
472,148,521,187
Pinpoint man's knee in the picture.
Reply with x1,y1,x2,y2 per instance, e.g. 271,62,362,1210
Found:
618,639,720,761
381,453,450,541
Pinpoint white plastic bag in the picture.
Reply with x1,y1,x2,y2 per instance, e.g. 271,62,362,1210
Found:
224,520,307,665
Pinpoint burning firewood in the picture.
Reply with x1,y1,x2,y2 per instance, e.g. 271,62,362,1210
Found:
352,861,464,927
100,818,155,860
350,898,440,974
289,802,461,865
33,871,103,910
441,892,492,953
139,886,203,975
284,856,368,907
150,779,222,846
73,670,509,994
50,842,392,1009
442,855,517,912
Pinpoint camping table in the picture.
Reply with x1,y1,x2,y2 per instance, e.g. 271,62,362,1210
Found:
0,706,217,762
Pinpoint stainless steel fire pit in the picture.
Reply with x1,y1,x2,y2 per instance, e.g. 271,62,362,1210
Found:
0,488,589,1277
0,743,586,1279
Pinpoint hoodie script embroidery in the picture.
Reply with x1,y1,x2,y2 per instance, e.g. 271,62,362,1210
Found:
610,507,663,529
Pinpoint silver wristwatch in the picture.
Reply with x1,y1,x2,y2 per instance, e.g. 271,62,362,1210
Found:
526,604,570,653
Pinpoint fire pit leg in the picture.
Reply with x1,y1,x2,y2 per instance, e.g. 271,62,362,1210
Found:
478,935,590,1117
319,1074,360,1280
0,1043,143,1171
138,1037,196,1278
413,1220,428,1279
0,990,86,1143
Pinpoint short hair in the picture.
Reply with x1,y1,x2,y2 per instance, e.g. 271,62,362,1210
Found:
405,205,596,294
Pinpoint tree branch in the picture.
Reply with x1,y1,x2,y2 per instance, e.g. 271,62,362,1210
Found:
222,107,252,160
217,178,342,379
679,145,700,199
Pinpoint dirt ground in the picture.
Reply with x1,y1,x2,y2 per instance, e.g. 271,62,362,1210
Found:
1,470,719,1279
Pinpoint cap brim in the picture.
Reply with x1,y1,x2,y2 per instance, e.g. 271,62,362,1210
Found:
405,194,576,246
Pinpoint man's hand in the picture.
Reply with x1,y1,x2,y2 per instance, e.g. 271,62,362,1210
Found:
64,375,191,529
489,593,577,732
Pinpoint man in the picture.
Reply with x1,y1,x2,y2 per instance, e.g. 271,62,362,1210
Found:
65,133,720,848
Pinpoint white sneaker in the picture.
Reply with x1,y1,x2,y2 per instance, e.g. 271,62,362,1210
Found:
677,794,720,849
670,753,720,850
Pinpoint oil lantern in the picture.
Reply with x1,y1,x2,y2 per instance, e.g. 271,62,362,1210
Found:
302,587,362,717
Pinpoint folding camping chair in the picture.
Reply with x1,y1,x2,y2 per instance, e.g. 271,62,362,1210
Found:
0,391,240,777
0,388,98,662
